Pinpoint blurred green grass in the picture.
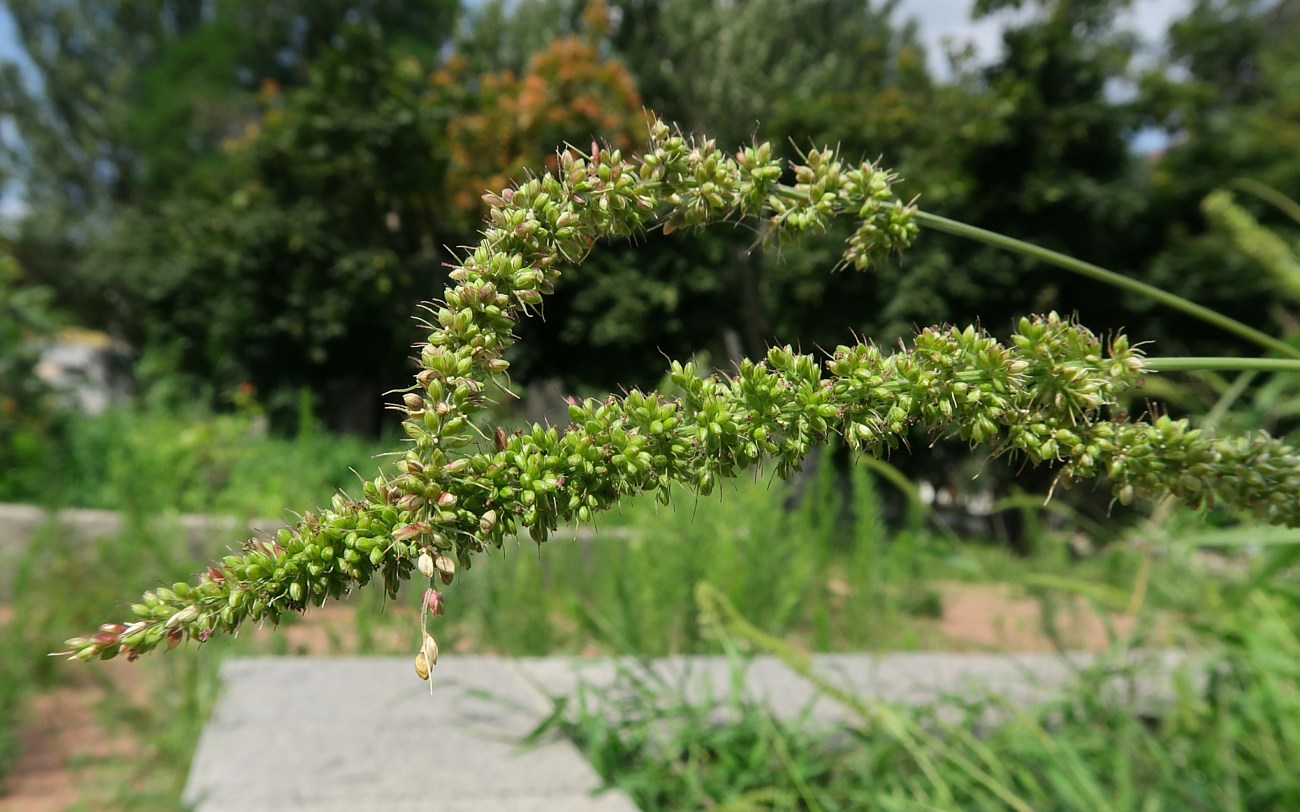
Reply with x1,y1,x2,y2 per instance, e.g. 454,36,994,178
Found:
0,399,1290,808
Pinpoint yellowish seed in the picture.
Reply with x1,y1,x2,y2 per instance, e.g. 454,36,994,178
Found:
434,554,456,584
421,631,439,667
417,552,436,579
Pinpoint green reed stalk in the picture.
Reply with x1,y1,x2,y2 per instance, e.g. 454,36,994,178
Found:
913,210,1300,362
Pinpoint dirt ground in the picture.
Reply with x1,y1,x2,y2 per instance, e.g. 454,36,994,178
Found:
934,580,1145,651
0,585,1147,811
1,680,135,812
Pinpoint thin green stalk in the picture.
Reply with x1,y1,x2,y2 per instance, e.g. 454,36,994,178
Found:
1205,370,1258,430
1144,357,1300,373
914,210,1300,361
1229,179,1300,228
854,456,962,545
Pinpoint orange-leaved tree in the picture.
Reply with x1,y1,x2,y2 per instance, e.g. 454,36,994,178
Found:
441,0,646,224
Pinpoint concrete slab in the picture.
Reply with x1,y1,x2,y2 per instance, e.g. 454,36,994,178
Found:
183,657,638,812
805,649,1192,728
186,651,1191,811
516,649,1190,727
516,655,834,724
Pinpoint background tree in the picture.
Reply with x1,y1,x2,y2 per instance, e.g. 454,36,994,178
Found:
442,3,646,225
908,0,1146,339
4,0,1298,446
77,4,653,427
84,25,455,430
443,1,744,390
0,0,458,321
0,248,62,501
1137,0,1300,353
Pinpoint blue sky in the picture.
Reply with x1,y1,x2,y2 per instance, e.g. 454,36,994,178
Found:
0,5,14,53
0,4,23,75
0,4,26,219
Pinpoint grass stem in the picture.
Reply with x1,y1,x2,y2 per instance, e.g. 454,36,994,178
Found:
914,210,1300,361
1144,357,1300,373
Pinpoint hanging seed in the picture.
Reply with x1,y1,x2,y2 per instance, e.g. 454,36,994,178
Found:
417,552,436,579
434,554,456,584
414,649,430,680
421,631,439,667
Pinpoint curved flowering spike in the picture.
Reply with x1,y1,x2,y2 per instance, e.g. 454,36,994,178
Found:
62,117,1300,665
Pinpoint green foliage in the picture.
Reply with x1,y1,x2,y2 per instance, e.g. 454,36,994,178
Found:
0,253,65,787
455,454,942,656
545,543,1300,811
1203,188,1300,305
0,251,63,502
38,401,388,517
0,0,458,214
611,0,909,147
1132,187,1300,448
5,0,1300,405
2,526,234,803
87,25,454,424
561,614,1300,810
4,352,389,513
757,0,1145,355
510,231,739,390
0,1,460,369
0,393,388,797
53,7,650,416
442,1,646,224
1137,0,1300,352
0,409,1146,802
452,0,934,368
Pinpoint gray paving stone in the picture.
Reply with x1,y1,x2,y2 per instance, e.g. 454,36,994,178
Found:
187,651,1190,811
184,657,638,812
516,649,1189,727
806,649,1192,728
516,655,834,724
